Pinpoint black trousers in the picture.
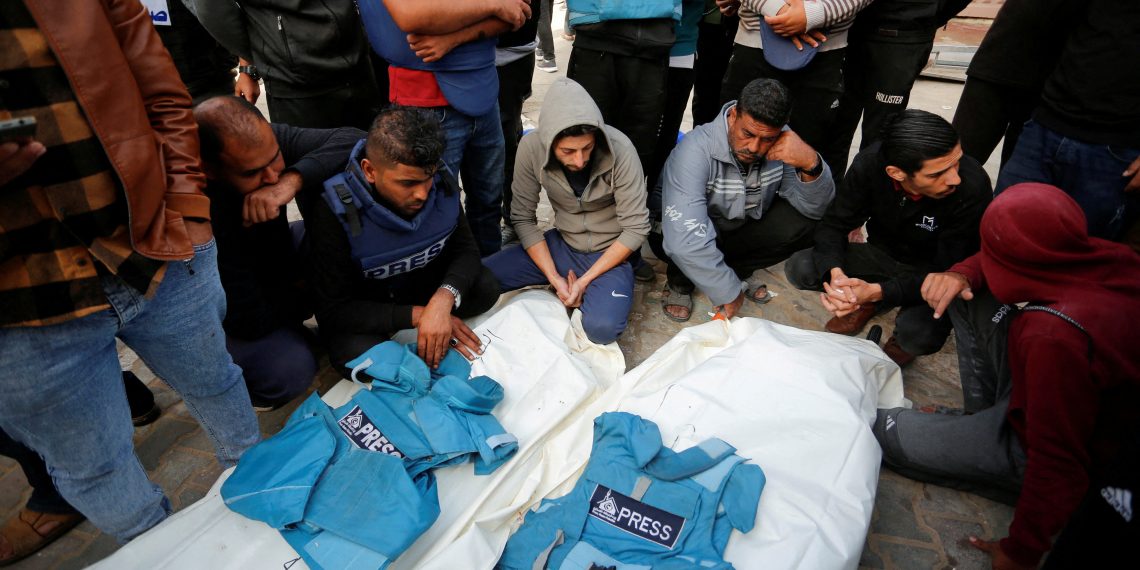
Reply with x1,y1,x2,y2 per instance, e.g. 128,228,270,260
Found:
692,17,739,125
720,46,846,173
323,266,501,375
952,76,1040,168
567,46,668,174
647,66,696,192
537,0,555,57
648,197,817,294
826,30,935,181
873,292,1026,506
266,71,381,131
497,54,536,226
784,243,953,355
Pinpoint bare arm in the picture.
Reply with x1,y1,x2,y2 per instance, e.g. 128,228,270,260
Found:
383,0,530,35
407,17,514,63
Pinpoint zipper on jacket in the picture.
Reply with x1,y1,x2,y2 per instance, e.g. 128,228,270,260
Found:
277,16,295,66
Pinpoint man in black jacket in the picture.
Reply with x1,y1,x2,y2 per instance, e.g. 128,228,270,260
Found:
307,106,500,373
784,110,991,366
190,0,380,129
195,96,362,408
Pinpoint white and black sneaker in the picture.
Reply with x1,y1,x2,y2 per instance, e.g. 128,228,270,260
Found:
536,57,558,73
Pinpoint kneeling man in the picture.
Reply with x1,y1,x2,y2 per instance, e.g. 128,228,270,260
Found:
784,110,991,366
484,78,651,345
656,78,835,321
308,107,500,371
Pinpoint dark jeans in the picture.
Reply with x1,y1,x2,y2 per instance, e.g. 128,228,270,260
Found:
567,46,668,174
497,54,536,226
996,119,1140,240
784,243,953,355
720,46,846,173
873,292,1026,505
226,325,317,408
431,104,507,256
826,31,935,180
648,197,817,294
266,74,381,131
692,17,738,126
538,0,555,58
952,76,1039,168
323,266,501,375
648,66,696,191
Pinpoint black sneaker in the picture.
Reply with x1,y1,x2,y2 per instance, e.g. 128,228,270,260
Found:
123,371,161,427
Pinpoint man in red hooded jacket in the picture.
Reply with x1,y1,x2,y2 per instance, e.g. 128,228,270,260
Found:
874,183,1140,568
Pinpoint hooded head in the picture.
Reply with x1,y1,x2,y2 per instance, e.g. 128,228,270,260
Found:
537,78,609,171
977,183,1140,384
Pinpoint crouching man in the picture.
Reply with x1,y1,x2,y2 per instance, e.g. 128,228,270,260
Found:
308,107,500,371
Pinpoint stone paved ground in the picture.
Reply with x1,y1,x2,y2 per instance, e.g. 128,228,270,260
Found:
2,12,1013,570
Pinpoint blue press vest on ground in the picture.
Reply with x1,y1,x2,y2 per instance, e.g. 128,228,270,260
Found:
356,0,498,116
566,0,682,27
221,341,518,570
322,140,461,281
498,412,764,570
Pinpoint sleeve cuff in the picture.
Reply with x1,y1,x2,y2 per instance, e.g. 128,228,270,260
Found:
999,537,1044,568
516,224,544,250
803,0,828,30
288,160,320,187
391,305,416,331
167,193,212,221
617,231,647,252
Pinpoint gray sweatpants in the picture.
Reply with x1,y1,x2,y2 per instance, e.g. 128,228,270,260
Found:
872,292,1027,505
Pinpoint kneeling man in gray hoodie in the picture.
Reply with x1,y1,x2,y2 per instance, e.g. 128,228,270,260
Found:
484,78,651,344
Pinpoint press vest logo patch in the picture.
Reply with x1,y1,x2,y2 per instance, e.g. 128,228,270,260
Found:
337,406,405,458
362,235,449,280
588,485,685,549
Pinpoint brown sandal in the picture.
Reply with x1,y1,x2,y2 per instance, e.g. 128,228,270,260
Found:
0,509,85,566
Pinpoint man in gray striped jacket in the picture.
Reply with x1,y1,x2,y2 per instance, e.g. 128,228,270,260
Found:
654,79,834,321
720,0,873,173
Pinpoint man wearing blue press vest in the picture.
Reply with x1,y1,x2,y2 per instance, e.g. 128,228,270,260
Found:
308,107,501,372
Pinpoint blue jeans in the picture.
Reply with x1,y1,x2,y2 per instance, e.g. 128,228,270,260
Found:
0,240,260,541
996,120,1140,239
483,231,635,344
432,104,506,256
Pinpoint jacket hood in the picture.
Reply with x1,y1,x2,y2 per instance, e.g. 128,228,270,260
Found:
538,78,609,164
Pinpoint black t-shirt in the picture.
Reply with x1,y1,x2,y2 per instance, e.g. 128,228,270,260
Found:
1035,0,1140,146
562,163,593,198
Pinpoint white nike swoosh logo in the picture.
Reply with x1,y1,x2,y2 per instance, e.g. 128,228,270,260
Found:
611,291,629,298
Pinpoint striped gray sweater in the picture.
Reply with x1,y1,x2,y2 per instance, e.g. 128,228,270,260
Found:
737,0,874,52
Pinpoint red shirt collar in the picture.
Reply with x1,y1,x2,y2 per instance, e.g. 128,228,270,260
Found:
892,179,923,202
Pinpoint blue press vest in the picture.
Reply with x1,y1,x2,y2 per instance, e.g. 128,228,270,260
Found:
567,0,681,27
222,341,518,570
356,0,498,116
322,139,461,281
498,412,764,569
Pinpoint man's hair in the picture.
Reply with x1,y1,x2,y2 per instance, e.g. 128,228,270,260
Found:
365,106,444,171
736,79,792,128
879,109,960,175
553,124,600,144
194,96,268,164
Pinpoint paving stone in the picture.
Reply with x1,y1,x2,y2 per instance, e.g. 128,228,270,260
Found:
175,429,215,455
70,531,121,567
150,450,211,492
919,484,984,520
922,515,990,570
859,539,886,569
189,463,225,489
135,419,197,472
176,485,209,509
877,540,944,570
965,494,1015,539
13,528,87,570
868,473,935,543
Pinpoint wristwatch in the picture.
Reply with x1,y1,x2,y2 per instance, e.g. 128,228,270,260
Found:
798,154,825,178
439,284,462,309
237,64,261,81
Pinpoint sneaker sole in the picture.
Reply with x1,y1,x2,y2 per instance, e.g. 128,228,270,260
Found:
537,65,558,73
